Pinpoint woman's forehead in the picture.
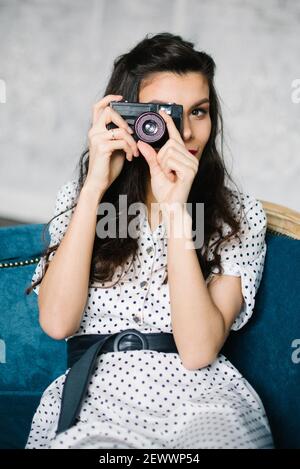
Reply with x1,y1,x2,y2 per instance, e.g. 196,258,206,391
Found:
139,72,209,103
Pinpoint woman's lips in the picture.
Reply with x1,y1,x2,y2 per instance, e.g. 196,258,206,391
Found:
188,150,198,155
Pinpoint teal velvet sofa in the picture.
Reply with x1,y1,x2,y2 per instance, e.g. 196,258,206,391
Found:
0,201,299,449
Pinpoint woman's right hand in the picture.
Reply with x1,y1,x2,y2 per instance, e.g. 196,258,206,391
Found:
84,94,139,195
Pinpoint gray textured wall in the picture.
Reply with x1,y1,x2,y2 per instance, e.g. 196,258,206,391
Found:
0,0,299,223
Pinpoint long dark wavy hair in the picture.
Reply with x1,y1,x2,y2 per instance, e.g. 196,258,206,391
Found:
26,32,244,295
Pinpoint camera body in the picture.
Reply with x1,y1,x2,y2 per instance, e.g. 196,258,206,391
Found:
107,100,183,149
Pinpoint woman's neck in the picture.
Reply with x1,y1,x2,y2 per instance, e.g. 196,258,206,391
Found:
145,178,157,211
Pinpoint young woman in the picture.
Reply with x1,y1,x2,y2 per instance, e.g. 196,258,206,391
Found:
25,32,274,449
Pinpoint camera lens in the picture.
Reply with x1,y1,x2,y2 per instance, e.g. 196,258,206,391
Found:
143,120,158,136
135,112,166,143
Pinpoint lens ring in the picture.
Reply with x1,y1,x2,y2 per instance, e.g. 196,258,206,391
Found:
135,112,166,143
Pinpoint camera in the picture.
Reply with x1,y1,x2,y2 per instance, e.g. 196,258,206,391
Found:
107,100,183,149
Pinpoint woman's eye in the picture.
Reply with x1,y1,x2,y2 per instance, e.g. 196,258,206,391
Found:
192,107,207,117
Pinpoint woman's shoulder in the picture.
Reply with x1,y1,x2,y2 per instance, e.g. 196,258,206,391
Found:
224,186,267,228
225,186,263,213
205,187,267,251
53,178,80,211
56,178,80,200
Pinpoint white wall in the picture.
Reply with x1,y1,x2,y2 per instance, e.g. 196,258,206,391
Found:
0,0,299,223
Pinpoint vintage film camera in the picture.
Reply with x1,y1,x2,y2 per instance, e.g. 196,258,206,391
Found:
107,100,183,149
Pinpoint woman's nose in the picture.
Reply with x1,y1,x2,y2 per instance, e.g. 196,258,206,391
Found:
182,118,192,140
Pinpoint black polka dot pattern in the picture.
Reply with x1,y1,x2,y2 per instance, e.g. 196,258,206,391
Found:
26,181,274,449
206,191,268,331
32,180,79,294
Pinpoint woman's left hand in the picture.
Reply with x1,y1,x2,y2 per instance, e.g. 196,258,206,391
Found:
137,109,199,207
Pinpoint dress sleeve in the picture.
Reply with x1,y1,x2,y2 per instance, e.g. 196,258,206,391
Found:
207,193,268,331
31,179,79,295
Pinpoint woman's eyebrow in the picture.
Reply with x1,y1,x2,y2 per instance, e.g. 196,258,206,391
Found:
144,98,210,108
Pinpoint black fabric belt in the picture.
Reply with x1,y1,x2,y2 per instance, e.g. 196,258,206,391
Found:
56,329,178,435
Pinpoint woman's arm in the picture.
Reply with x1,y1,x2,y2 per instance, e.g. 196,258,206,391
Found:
38,183,105,340
164,205,244,370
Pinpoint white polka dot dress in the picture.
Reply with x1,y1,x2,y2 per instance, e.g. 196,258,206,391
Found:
25,180,274,449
